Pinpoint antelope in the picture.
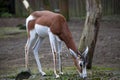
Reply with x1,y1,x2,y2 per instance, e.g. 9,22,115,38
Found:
25,10,88,78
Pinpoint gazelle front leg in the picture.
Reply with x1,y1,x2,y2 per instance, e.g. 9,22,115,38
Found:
57,40,63,75
48,29,59,78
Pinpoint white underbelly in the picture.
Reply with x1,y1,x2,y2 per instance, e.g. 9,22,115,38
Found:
35,24,49,38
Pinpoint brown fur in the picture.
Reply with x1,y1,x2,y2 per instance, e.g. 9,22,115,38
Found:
27,10,77,52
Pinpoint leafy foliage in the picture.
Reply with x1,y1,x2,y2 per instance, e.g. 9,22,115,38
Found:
0,12,12,18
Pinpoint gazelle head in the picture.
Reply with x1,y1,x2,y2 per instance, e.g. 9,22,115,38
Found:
69,47,89,78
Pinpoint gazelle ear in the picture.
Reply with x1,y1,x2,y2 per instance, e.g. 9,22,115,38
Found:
82,46,89,58
69,49,77,58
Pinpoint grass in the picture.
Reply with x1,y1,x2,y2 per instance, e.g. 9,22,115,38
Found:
0,56,119,80
0,27,26,38
17,66,119,80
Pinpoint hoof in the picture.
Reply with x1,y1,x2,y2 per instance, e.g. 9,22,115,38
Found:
59,72,64,75
41,72,46,76
55,74,60,78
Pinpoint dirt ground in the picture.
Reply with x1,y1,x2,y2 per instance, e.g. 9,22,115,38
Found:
0,18,120,79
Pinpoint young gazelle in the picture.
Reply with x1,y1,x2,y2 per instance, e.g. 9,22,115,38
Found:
25,10,88,78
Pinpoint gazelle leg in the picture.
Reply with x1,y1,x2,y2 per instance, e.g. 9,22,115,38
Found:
25,39,30,69
48,30,59,78
25,30,36,69
57,41,63,74
33,37,46,76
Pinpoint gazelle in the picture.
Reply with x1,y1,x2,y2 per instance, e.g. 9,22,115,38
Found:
25,10,88,78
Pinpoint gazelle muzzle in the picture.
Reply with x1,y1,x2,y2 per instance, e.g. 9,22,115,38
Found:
69,46,89,78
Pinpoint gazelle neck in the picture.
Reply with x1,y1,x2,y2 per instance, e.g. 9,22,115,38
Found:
57,22,78,53
65,37,78,53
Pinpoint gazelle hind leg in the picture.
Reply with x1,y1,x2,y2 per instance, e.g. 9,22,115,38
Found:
25,39,30,68
33,37,46,76
48,29,59,78
25,30,36,69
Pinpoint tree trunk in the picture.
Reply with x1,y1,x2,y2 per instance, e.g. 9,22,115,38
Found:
78,0,102,69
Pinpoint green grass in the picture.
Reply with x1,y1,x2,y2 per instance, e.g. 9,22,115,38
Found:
92,66,115,71
25,66,120,80
0,27,26,38
0,66,120,80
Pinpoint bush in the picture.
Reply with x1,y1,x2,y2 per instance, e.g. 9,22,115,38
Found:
0,12,12,18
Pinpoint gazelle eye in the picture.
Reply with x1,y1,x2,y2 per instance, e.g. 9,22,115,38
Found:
79,61,83,67
80,63,82,67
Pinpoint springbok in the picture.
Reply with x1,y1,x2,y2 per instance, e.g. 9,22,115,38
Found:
25,10,88,78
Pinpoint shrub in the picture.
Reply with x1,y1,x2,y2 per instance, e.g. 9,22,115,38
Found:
0,12,12,18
